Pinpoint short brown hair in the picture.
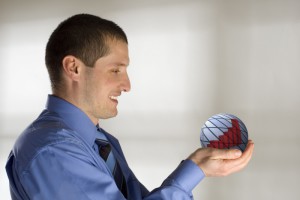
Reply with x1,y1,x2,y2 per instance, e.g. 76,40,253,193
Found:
45,14,128,91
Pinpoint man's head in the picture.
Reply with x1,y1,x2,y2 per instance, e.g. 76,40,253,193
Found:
45,13,128,92
45,14,131,123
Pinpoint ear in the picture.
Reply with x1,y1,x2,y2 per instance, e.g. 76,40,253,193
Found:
62,55,81,81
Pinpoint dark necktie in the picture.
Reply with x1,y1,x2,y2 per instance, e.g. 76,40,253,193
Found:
95,137,127,198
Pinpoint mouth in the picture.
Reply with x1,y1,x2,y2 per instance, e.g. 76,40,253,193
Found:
109,95,119,103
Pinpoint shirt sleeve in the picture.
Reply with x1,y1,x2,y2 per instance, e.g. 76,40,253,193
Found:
144,160,205,200
18,141,204,200
20,141,125,200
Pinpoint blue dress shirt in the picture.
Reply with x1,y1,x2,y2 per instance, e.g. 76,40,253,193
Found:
6,95,205,200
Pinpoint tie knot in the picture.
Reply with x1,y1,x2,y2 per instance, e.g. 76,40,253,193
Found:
95,139,111,161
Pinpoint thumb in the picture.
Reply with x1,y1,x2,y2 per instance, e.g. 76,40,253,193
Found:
211,148,242,160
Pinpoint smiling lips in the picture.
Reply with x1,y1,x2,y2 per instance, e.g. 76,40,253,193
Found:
109,95,118,102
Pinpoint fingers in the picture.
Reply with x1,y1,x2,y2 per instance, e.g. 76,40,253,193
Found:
224,140,254,173
210,148,242,160
189,140,254,177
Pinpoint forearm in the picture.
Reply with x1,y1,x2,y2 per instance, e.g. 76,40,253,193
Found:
144,160,205,200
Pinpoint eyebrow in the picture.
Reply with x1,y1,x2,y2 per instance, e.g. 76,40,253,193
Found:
113,61,130,67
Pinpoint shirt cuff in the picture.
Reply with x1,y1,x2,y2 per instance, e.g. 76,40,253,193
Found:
163,159,205,193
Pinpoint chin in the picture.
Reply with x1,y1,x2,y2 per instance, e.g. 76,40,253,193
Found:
100,111,118,119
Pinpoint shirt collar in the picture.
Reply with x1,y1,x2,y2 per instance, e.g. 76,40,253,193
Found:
46,94,98,147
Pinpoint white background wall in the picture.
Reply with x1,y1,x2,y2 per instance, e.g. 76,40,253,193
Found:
1,0,300,199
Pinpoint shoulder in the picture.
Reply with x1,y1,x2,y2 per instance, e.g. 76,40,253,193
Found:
13,110,90,173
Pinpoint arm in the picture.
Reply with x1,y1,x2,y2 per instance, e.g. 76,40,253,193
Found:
144,140,254,200
20,142,125,200
144,160,205,200
19,139,253,200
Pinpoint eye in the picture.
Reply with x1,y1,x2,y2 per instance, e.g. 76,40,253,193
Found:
111,68,121,74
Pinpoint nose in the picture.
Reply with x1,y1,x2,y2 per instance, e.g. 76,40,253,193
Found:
121,73,131,92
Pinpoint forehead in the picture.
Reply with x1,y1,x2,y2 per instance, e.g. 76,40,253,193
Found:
104,39,129,66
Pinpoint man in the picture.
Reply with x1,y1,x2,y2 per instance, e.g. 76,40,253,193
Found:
6,14,254,200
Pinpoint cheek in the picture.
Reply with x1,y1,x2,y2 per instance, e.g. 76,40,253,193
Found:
94,83,109,99
89,77,113,100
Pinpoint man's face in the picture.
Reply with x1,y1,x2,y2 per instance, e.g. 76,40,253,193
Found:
81,39,130,123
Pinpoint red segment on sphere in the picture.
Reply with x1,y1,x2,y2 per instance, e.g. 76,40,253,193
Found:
207,119,242,149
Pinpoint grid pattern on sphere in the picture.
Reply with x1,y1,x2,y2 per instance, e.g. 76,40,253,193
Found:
200,113,248,151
